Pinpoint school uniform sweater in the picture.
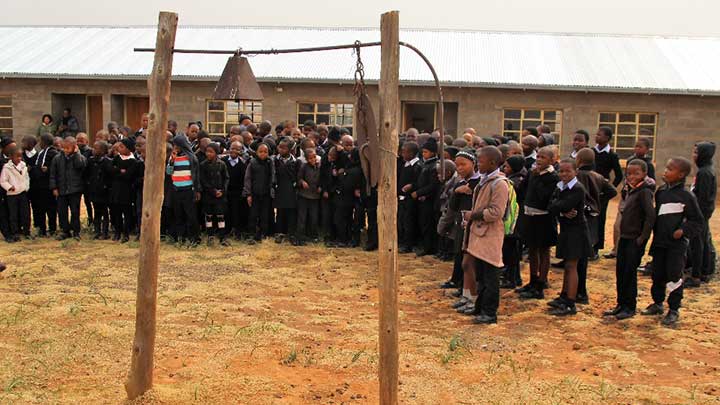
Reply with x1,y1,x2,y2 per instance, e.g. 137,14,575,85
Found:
650,182,704,249
274,154,299,208
222,155,248,199
397,157,421,199
297,161,321,200
593,145,624,187
243,157,275,197
414,157,441,200
32,147,58,191
576,165,617,216
337,163,365,207
200,159,229,210
109,154,139,205
85,155,112,204
692,142,716,221
619,181,655,241
522,168,560,212
0,161,30,195
49,151,87,196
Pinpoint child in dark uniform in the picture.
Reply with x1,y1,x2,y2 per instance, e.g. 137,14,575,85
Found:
335,148,364,247
398,141,421,254
86,141,112,239
412,138,441,256
546,159,593,316
243,143,275,243
641,157,703,326
500,155,527,288
688,142,716,286
109,138,139,243
517,146,559,299
223,141,249,240
320,146,340,245
200,143,230,246
273,139,299,245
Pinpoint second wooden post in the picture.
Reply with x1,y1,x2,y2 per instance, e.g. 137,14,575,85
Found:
377,10,400,405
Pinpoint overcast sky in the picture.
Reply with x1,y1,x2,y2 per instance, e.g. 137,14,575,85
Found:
3,0,719,37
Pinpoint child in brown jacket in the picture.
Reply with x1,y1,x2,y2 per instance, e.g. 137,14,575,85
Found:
462,146,509,325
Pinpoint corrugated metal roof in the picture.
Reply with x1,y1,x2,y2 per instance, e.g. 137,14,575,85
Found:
1,26,719,95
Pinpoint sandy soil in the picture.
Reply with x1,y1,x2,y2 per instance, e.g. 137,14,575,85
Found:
0,200,718,404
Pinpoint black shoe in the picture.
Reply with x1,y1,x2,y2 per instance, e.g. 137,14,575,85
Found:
450,289,462,298
461,305,479,316
349,241,360,248
575,294,589,305
120,235,129,243
615,308,636,320
101,233,110,240
325,241,337,248
112,232,121,241
451,298,470,309
684,277,702,288
207,236,215,247
220,238,230,247
519,288,544,300
603,252,617,259
439,280,457,289
274,235,284,244
661,309,679,326
472,314,497,324
515,283,533,293
399,246,413,254
38,230,47,238
589,253,600,262
603,306,623,316
56,233,70,241
547,296,566,309
246,239,257,245
551,260,565,269
549,303,577,316
541,280,551,290
499,280,517,289
93,233,102,240
187,239,200,248
641,303,664,316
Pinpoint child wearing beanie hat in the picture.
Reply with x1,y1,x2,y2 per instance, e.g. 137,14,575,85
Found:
412,137,441,256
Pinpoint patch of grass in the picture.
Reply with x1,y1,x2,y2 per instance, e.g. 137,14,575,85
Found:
440,334,471,365
281,347,298,366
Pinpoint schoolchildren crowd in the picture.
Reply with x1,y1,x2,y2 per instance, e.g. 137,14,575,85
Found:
0,113,716,326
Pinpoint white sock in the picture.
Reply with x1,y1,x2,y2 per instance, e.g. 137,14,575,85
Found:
463,289,471,299
469,295,477,302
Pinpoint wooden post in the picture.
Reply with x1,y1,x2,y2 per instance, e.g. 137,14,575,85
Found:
377,10,400,405
125,11,178,400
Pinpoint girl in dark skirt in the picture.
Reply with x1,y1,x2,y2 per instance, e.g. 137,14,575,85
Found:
199,143,230,246
517,146,559,299
546,158,592,316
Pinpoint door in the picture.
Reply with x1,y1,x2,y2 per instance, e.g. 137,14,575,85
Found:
87,95,103,140
402,102,436,133
125,96,150,132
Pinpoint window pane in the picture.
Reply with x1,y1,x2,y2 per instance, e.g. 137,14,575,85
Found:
208,123,224,134
208,111,225,122
543,111,556,121
0,97,11,106
616,136,637,148
523,120,541,129
0,118,12,128
0,130,12,137
298,113,314,124
639,114,656,124
617,149,634,160
0,107,11,117
545,122,557,132
298,103,314,113
503,131,518,138
226,114,239,124
317,104,331,113
618,113,636,123
208,101,224,111
617,124,637,136
504,120,521,131
504,109,521,119
524,110,541,119
599,113,616,123
316,114,331,125
638,125,655,136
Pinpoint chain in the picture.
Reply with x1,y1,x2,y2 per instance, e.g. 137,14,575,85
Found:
353,40,366,93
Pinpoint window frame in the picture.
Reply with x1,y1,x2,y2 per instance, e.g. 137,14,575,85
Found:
296,101,354,132
0,95,12,138
205,99,262,136
597,111,658,163
501,107,563,144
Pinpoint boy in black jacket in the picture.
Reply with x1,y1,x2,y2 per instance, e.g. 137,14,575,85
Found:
688,142,716,285
641,157,703,326
604,159,655,320
335,148,364,247
320,146,340,245
243,143,275,243
200,143,230,246
297,148,321,245
412,138,441,256
109,138,139,243
30,134,58,237
223,141,250,240
49,136,87,240
398,141,421,253
86,141,112,239
593,126,623,258
273,139,299,245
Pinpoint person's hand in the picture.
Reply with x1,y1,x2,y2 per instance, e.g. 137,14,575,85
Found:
354,189,361,198
455,184,472,195
215,190,222,198
52,189,59,197
41,166,47,172
401,184,412,193
301,180,309,190
562,209,578,219
337,168,345,176
120,169,126,174
418,196,426,202
170,150,177,160
74,145,79,153
317,187,322,194
195,192,201,202
9,186,15,192
411,191,418,199
673,229,683,240
247,196,252,206
323,192,329,199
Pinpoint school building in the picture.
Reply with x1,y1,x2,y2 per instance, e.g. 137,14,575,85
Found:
0,25,719,169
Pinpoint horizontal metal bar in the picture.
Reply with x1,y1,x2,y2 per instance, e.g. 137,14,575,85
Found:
134,41,382,55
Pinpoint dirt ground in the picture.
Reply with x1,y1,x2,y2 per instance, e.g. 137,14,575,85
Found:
0,200,719,404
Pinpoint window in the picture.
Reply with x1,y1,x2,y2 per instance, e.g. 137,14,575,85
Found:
598,112,658,160
206,100,262,136
0,96,12,137
297,102,353,132
502,108,562,143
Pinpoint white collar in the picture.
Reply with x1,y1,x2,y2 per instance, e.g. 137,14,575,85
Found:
570,150,578,159
557,177,578,190
479,168,501,185
594,144,611,154
526,150,537,160
24,149,37,158
404,157,420,167
119,153,135,160
227,156,239,165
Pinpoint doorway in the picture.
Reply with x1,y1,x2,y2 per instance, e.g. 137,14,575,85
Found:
51,94,86,133
87,95,103,140
402,102,459,136
125,96,150,132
